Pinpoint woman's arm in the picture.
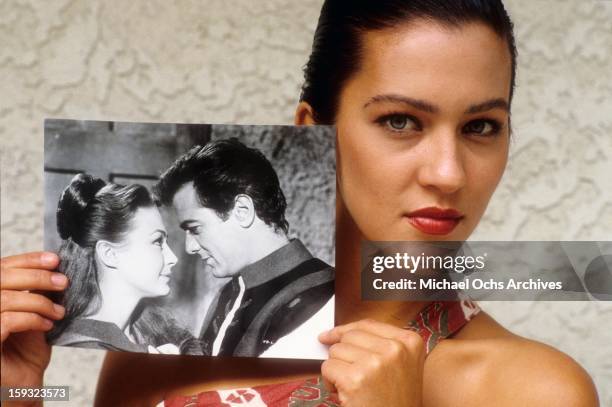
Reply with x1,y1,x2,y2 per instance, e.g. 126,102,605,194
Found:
95,351,171,407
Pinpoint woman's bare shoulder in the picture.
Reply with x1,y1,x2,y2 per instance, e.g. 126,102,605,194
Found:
424,312,599,406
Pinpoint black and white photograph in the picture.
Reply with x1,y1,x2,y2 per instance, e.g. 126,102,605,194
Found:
43,119,335,359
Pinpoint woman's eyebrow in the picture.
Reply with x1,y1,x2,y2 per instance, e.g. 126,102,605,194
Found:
151,229,167,237
465,98,509,114
363,94,509,115
363,94,438,113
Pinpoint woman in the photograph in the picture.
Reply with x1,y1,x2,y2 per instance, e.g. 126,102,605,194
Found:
1,174,199,391
47,173,185,353
0,0,600,405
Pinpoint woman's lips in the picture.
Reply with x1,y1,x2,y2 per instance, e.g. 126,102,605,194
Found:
405,207,464,235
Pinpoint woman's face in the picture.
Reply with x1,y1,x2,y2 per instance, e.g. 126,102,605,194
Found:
334,21,512,241
114,206,178,297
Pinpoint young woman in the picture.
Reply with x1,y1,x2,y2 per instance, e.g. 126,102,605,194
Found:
0,0,599,406
4,172,193,357
45,173,181,353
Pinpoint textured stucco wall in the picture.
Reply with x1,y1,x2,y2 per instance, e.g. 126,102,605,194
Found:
1,0,611,405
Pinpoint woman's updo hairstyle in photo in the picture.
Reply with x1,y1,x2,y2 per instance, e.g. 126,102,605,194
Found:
56,173,154,247
56,173,107,243
300,0,517,124
48,173,155,341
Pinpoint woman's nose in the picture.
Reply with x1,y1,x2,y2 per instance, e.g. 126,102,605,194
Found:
417,133,467,194
164,242,178,267
185,233,201,255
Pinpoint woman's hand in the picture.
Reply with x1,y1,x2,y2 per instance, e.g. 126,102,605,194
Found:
319,319,425,407
1,252,67,388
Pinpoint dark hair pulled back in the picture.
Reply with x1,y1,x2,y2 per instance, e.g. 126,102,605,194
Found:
48,173,155,341
300,0,517,124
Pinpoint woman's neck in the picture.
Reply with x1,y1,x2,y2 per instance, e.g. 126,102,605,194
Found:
88,270,143,334
335,197,429,327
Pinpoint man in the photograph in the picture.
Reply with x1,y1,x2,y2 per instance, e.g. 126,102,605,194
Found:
155,138,334,357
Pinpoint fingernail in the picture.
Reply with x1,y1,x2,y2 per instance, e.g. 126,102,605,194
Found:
42,252,58,266
53,303,65,316
51,273,68,287
43,318,54,329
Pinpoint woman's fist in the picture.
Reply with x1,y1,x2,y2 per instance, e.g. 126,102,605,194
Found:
319,319,425,407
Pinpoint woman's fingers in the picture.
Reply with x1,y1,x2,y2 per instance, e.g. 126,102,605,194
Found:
332,329,390,354
1,252,59,270
320,319,426,406
1,252,66,293
328,341,372,363
0,252,66,343
1,290,65,320
320,318,405,342
0,311,54,342
1,268,68,291
321,358,352,391
320,318,423,350
321,377,337,395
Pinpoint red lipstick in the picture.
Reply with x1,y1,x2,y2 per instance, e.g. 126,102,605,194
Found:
405,207,464,235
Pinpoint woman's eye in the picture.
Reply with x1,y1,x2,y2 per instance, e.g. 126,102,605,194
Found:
153,238,163,246
463,119,501,136
386,114,417,131
376,114,420,133
389,115,408,130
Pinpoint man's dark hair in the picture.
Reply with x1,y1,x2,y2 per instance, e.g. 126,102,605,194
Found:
300,0,517,124
155,138,289,234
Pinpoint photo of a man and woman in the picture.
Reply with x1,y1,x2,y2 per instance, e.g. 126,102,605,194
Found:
43,119,335,359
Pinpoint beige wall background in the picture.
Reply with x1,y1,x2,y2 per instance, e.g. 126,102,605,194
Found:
1,0,610,405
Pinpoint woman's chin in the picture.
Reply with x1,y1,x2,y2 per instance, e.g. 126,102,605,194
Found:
145,282,171,297
157,284,171,296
